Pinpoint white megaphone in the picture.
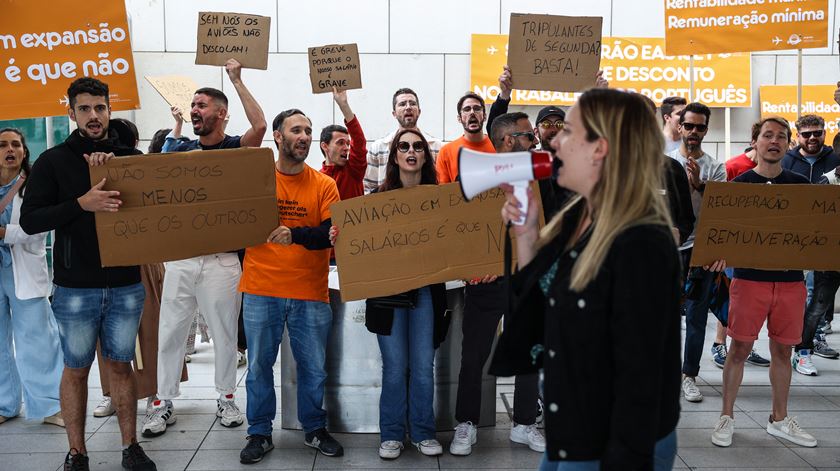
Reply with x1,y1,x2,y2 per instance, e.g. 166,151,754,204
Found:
458,147,553,225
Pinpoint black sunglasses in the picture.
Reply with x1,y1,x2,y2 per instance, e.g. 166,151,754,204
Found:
510,131,536,141
397,141,425,153
681,123,708,132
799,130,824,139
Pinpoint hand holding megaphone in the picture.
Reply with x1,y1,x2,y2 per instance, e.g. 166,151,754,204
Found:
457,147,553,225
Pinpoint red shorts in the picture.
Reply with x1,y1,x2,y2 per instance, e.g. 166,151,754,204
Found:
727,279,806,346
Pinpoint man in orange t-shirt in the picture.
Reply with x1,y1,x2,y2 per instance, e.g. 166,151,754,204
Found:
238,109,343,464
436,92,496,183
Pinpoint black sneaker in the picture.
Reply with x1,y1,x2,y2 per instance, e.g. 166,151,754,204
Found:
304,428,344,457
746,349,771,367
121,442,157,471
240,435,274,464
63,449,89,471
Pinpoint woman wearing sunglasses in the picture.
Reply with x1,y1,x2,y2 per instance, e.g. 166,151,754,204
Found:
493,89,682,470
332,129,448,460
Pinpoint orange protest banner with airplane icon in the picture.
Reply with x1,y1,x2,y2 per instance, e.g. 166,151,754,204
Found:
471,35,750,107
760,85,840,144
664,0,828,55
0,1,139,120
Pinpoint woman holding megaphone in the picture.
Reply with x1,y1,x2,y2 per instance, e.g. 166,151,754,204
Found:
493,89,682,471
330,128,450,460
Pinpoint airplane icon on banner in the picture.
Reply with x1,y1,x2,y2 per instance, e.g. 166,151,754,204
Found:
487,45,499,55
58,95,69,106
772,36,782,46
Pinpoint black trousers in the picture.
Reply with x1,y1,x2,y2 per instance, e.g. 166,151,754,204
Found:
455,280,539,425
797,270,840,350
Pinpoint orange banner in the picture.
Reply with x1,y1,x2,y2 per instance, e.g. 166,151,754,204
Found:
760,85,840,144
0,1,139,120
471,35,750,107
665,0,828,55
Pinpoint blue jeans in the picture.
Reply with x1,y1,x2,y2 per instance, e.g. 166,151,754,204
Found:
0,265,62,419
377,287,436,442
538,429,677,471
51,283,145,368
683,270,716,377
243,294,332,436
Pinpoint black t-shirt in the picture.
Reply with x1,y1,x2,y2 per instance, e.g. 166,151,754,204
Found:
171,135,242,151
731,169,809,282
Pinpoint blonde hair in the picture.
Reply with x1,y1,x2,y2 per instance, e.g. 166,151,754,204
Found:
537,89,672,291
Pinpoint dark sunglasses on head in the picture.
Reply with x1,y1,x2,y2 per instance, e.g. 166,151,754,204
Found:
799,130,824,139
510,131,536,141
681,123,708,132
397,141,425,153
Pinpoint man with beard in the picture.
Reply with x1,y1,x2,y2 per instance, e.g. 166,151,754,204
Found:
363,88,441,193
666,102,728,404
238,109,342,464
782,114,840,183
20,77,155,470
783,115,840,374
435,92,496,183
712,117,816,449
319,88,367,199
449,112,545,457
143,59,266,439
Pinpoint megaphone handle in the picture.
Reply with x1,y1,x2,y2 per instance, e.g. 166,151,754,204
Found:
512,180,529,226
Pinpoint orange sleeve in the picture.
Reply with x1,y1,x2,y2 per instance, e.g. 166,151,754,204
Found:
436,145,453,184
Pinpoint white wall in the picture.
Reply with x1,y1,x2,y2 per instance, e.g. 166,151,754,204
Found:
123,0,840,166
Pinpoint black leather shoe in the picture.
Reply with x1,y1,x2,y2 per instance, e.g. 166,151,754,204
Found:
121,442,157,471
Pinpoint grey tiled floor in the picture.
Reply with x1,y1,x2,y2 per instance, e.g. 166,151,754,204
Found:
1,319,839,470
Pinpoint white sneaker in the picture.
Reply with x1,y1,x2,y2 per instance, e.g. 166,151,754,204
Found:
793,349,819,376
378,440,403,459
449,421,477,456
767,416,817,447
217,395,244,427
142,399,175,437
711,415,734,447
510,422,546,452
681,377,703,403
93,397,115,417
412,439,443,456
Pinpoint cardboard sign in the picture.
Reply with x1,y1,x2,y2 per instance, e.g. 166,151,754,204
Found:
91,148,279,267
333,182,537,301
145,75,200,123
308,43,362,94
665,0,828,55
760,84,840,144
195,12,270,70
506,14,602,93
0,1,139,120
690,182,840,270
472,35,751,107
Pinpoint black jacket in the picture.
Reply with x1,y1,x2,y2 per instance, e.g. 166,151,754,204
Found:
365,284,450,348
664,155,695,245
20,125,143,288
781,145,840,183
489,203,682,470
